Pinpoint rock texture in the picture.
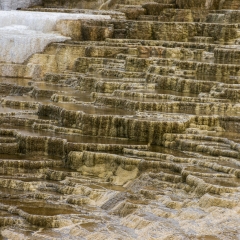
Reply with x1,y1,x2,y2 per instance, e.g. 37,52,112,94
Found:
0,11,111,63
0,0,42,10
0,0,240,239
42,0,119,9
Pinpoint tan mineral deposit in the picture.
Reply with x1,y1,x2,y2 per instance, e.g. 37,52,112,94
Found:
0,0,239,239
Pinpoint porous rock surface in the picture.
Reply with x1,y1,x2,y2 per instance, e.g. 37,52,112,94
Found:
0,0,240,239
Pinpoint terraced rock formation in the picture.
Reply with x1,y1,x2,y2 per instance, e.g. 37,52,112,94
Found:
0,0,240,239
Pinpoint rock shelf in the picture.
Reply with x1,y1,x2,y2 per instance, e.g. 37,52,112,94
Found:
0,0,240,239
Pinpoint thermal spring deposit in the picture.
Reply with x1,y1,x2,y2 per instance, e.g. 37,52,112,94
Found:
0,0,240,240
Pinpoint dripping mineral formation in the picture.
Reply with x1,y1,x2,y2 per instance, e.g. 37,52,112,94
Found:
0,0,240,239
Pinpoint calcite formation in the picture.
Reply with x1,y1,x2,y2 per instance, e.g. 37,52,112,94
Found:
0,0,42,10
0,0,240,239
0,11,111,63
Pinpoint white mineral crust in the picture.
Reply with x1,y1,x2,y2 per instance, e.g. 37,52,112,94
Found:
0,11,111,63
0,0,42,10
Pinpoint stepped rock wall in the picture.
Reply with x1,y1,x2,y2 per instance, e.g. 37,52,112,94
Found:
0,11,111,63
11,0,239,11
0,0,240,239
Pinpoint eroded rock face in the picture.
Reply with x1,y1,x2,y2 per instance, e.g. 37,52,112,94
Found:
0,0,240,239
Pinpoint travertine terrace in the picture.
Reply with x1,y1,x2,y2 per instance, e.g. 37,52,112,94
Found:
0,0,240,239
